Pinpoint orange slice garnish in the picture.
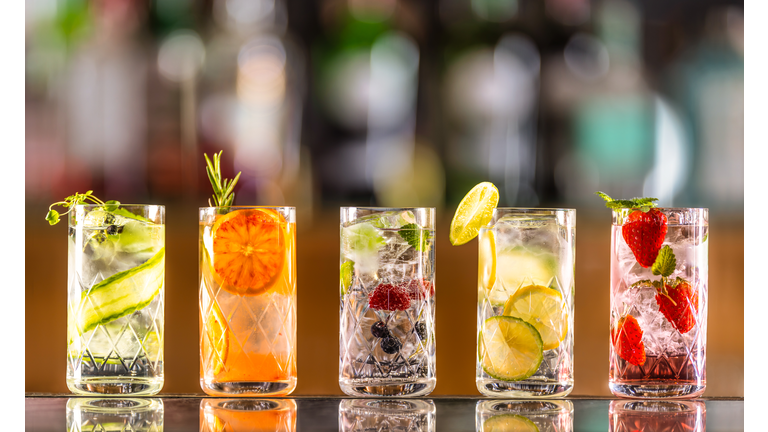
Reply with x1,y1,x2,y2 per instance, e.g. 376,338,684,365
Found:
206,302,229,375
211,209,287,296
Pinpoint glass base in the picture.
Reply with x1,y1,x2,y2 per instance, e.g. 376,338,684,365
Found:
67,377,163,396
476,379,573,398
200,379,296,397
609,382,706,399
339,378,436,397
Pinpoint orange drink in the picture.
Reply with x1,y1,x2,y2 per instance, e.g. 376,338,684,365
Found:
199,207,297,396
200,399,296,432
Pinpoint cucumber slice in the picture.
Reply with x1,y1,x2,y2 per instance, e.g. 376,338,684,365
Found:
75,247,165,334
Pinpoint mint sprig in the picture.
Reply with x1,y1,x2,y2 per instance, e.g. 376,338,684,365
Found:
340,260,354,295
205,150,242,207
651,246,676,278
398,223,432,251
45,191,120,226
596,191,659,212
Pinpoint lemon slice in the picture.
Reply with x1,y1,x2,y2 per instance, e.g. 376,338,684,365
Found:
478,229,497,290
449,182,499,246
496,247,557,294
483,414,539,432
503,285,568,351
479,316,543,381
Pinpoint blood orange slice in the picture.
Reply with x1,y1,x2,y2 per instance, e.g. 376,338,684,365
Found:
211,209,287,296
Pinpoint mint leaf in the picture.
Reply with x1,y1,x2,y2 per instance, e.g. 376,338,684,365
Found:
111,207,152,223
45,210,60,225
596,191,659,210
651,245,676,278
340,261,354,295
398,223,431,251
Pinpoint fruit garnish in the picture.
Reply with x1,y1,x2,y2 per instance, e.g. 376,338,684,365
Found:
204,150,241,207
205,302,229,375
74,247,165,334
478,229,497,291
211,208,287,296
503,284,568,351
496,247,557,296
380,336,402,354
368,283,411,311
596,191,667,268
479,316,544,381
402,278,434,300
655,278,698,334
612,314,646,366
45,190,120,225
340,260,354,295
371,321,390,338
483,414,540,432
398,223,432,251
450,182,499,246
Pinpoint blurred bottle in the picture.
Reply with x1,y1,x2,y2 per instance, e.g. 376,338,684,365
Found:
312,0,442,208
197,0,309,212
663,7,744,210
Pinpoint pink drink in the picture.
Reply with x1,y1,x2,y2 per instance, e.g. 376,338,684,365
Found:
609,400,705,431
609,208,708,398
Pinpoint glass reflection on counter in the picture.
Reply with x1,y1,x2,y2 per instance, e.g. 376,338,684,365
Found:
476,400,573,432
339,399,435,432
66,398,164,432
200,399,297,432
609,400,705,432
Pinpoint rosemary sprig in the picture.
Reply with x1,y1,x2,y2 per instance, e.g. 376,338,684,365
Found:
205,150,242,207
45,191,120,225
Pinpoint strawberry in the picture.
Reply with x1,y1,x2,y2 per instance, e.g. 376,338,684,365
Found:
655,278,698,334
368,283,411,311
612,315,646,366
402,279,434,301
622,208,668,268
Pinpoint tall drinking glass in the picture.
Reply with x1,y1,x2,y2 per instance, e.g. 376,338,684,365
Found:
476,208,575,397
609,208,707,398
67,204,165,396
200,399,297,431
199,206,297,396
66,398,164,431
339,399,436,431
609,400,705,431
476,400,574,432
339,207,436,397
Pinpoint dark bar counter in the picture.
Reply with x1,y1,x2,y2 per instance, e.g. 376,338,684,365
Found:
25,394,743,431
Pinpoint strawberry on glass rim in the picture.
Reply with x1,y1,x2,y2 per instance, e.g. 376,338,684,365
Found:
596,192,667,268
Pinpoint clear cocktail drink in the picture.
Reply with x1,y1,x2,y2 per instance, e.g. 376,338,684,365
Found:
609,208,707,398
339,207,436,397
66,398,164,431
339,399,435,431
67,204,165,396
476,400,574,432
476,208,575,398
199,206,297,396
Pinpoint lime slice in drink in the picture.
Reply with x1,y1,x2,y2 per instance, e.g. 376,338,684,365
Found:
496,247,557,294
341,222,385,274
483,414,539,432
74,247,165,334
479,316,543,382
340,260,354,295
449,182,499,246
503,285,568,351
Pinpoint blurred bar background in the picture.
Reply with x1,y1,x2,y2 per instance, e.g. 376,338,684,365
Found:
25,0,743,396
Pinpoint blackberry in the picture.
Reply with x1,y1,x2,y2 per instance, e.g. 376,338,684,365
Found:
414,322,427,341
380,336,402,354
106,225,119,235
371,321,390,339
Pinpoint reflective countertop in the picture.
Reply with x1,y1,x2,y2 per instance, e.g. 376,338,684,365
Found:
25,395,744,431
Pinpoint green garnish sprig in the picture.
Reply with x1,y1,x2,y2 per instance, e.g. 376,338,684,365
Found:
596,191,658,212
205,150,242,207
45,191,120,226
398,223,433,252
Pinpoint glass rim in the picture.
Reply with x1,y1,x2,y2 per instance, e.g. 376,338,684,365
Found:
340,206,435,211
199,205,296,210
74,204,165,209
611,207,709,212
492,207,576,212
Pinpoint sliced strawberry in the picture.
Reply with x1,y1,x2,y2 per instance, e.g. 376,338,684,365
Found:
401,279,434,301
655,278,698,334
368,283,411,311
622,208,668,268
612,315,646,366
